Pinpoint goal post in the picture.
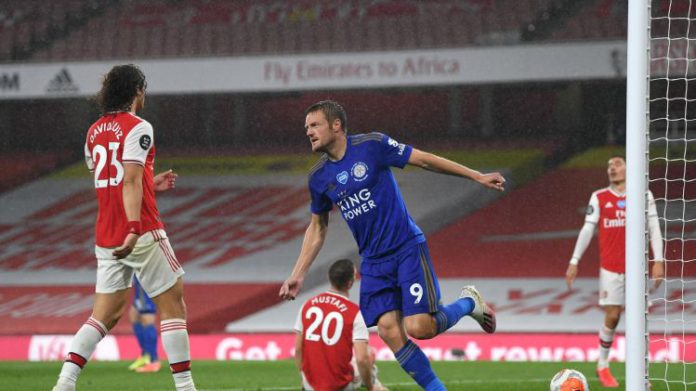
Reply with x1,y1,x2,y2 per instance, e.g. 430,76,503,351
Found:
629,0,696,388
626,0,649,390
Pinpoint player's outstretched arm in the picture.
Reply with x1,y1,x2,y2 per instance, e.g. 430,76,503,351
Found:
279,212,329,300
153,169,178,192
407,148,505,191
114,163,144,259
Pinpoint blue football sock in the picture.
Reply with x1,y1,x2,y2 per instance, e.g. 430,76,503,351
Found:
142,324,158,361
132,322,146,356
434,297,475,335
395,340,446,390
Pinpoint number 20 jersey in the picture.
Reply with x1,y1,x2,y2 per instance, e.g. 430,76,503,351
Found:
84,112,163,248
294,291,368,390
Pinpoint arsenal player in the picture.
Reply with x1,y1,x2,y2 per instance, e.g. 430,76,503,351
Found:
294,259,387,391
53,64,196,391
565,155,664,388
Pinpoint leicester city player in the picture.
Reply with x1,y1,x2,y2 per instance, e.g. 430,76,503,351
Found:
129,276,161,372
280,100,505,390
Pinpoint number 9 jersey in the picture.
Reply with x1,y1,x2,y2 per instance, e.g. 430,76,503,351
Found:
84,112,163,247
294,291,369,391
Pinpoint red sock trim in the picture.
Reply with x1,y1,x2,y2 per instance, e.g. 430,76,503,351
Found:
170,360,191,374
66,352,87,368
86,317,107,338
599,339,613,349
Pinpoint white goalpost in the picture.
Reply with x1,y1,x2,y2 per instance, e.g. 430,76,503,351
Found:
628,0,696,389
626,0,649,389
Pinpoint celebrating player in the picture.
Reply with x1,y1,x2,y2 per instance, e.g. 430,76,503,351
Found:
53,64,196,391
280,100,504,390
294,259,388,391
128,275,161,373
565,155,664,388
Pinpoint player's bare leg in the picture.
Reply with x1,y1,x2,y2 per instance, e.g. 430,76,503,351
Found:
53,290,130,391
377,311,409,351
378,311,445,390
151,278,196,391
597,305,621,388
403,313,438,339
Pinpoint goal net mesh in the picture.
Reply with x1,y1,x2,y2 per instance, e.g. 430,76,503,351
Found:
648,0,696,388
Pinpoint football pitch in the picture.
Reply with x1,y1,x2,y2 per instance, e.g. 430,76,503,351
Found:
1,360,691,390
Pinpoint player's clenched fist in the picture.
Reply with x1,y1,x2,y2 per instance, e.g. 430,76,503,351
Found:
279,276,304,300
478,172,506,192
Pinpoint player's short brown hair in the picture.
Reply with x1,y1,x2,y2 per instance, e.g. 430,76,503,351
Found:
96,64,147,113
328,259,355,291
305,100,348,133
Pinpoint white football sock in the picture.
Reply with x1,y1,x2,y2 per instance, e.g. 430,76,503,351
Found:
598,325,616,369
161,318,196,391
56,317,108,386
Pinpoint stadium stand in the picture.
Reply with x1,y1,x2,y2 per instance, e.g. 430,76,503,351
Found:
428,154,696,280
0,0,658,346
0,151,73,193
0,147,536,334
0,0,109,61
227,148,696,333
0,0,574,62
4,0,651,63
548,0,626,42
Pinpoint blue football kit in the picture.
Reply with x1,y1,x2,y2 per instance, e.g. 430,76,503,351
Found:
131,275,159,363
308,132,442,326
133,276,156,314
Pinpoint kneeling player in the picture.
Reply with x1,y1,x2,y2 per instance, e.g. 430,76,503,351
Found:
294,259,388,391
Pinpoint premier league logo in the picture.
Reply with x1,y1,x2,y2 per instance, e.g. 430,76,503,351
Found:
351,162,368,182
337,171,349,185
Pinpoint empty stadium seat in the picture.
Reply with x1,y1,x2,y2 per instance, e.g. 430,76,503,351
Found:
0,0,582,62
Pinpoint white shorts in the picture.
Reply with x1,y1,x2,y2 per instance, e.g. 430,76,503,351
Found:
95,229,184,298
599,267,625,306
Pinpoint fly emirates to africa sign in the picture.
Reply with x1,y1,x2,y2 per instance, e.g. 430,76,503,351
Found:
262,55,460,85
0,42,626,99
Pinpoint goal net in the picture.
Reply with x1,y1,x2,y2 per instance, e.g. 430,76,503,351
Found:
646,0,696,389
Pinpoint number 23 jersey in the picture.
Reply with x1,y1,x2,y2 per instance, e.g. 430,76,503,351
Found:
84,112,163,247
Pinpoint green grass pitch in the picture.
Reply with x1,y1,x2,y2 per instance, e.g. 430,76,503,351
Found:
1,360,690,390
